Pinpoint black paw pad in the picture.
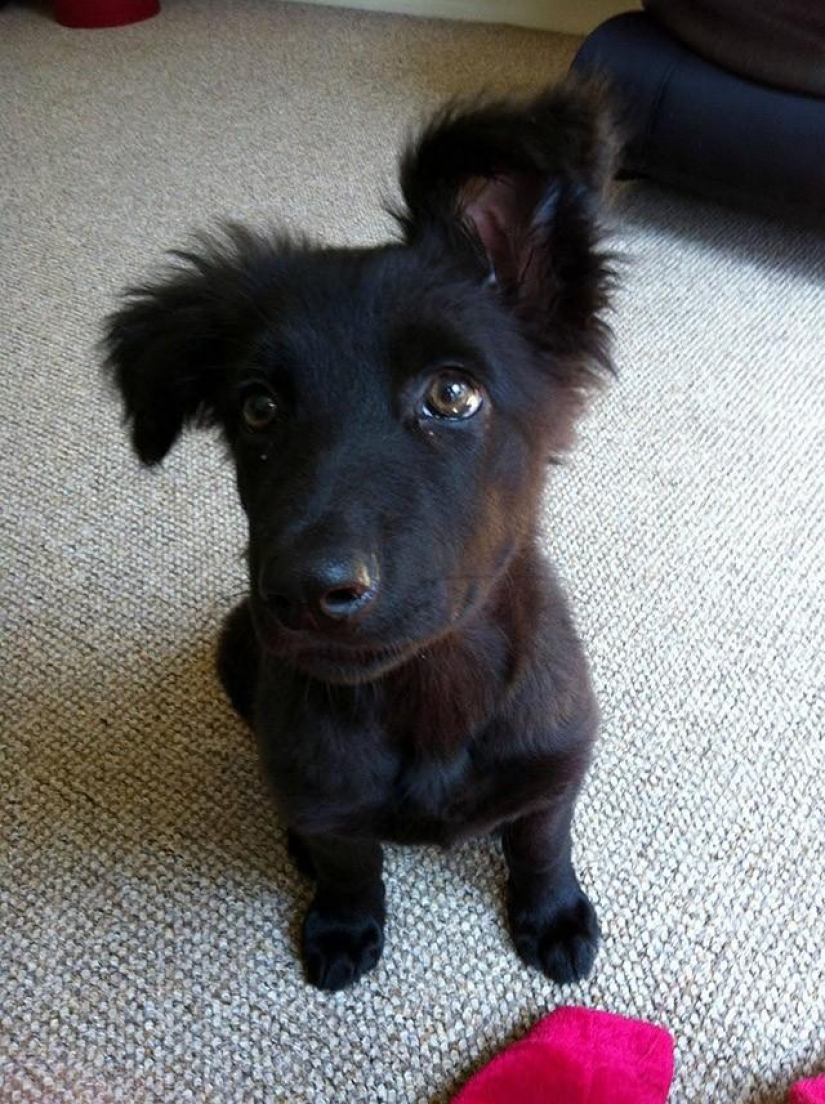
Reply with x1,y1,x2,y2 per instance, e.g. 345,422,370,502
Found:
511,890,600,984
302,902,385,991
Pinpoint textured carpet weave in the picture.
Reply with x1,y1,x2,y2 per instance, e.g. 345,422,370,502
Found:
1,2,823,1102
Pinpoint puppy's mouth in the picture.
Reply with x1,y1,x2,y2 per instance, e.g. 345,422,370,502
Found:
290,640,415,684
253,611,419,684
250,575,490,685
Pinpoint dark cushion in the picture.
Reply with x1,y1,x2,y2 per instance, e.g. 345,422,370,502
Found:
572,13,825,219
645,0,825,98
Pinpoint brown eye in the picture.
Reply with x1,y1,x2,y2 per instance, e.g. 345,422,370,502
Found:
242,391,278,431
421,372,484,420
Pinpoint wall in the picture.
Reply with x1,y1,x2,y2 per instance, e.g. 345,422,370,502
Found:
284,0,640,36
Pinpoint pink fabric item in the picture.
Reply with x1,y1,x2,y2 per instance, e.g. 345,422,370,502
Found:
452,1006,675,1104
789,1079,825,1104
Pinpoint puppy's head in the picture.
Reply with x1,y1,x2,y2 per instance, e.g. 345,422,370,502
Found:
104,80,616,684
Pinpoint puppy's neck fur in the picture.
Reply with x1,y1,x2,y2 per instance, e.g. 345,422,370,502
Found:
338,540,548,758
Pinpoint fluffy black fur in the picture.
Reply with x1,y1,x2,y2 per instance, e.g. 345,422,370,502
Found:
103,80,617,992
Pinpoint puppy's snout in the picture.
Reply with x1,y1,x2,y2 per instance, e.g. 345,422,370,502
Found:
260,552,379,632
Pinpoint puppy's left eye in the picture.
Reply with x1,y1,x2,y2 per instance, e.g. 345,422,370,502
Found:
421,371,484,420
242,391,278,431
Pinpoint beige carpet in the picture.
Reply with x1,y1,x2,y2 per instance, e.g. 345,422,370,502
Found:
2,1,824,1101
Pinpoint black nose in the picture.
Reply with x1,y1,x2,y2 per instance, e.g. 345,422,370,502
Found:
259,553,379,631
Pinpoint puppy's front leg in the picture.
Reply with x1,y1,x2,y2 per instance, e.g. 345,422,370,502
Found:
297,833,385,991
503,803,599,984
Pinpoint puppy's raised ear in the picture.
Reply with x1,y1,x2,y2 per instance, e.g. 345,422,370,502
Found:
397,79,618,387
102,226,281,466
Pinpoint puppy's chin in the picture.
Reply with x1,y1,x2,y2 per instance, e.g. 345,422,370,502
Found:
250,574,497,686
251,610,419,684
288,642,416,685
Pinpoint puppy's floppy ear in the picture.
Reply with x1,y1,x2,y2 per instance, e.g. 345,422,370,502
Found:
397,78,618,385
102,225,278,466
103,268,220,466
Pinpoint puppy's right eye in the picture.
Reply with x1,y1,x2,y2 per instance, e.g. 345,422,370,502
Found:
242,392,278,431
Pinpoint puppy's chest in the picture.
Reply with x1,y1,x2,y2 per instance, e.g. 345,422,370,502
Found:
384,747,476,844
263,659,515,843
278,709,489,845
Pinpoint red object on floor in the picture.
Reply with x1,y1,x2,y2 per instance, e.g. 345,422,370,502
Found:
790,1079,825,1104
54,0,160,28
452,1007,675,1104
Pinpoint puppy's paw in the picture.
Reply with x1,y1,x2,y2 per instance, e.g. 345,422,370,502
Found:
286,829,316,878
509,890,599,984
216,599,258,726
302,901,385,991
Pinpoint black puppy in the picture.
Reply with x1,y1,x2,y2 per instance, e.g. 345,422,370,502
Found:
104,79,616,992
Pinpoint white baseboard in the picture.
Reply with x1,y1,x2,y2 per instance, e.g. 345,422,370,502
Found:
286,0,640,36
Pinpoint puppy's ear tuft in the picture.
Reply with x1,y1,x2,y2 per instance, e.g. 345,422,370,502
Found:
103,272,220,466
397,79,619,387
102,225,282,466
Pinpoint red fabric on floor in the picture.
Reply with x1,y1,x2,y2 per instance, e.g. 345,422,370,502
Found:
789,1078,825,1104
452,1007,675,1104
